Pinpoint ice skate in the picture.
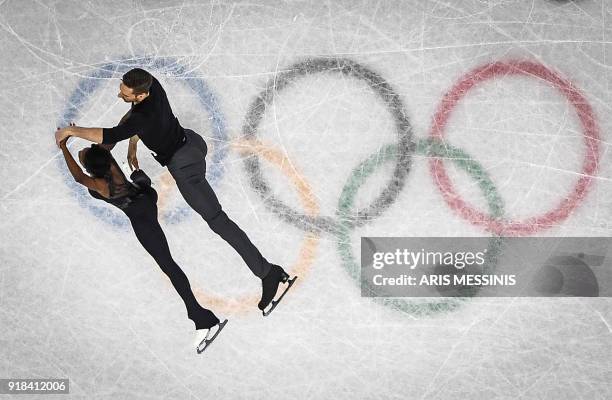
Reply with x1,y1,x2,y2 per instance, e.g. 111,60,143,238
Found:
194,319,228,354
258,265,297,316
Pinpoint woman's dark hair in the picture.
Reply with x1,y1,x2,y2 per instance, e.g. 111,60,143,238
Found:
82,144,112,179
122,68,153,95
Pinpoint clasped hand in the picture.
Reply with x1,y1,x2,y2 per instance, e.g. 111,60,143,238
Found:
55,122,76,147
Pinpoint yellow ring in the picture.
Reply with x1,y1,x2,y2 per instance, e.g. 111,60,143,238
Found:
160,137,321,315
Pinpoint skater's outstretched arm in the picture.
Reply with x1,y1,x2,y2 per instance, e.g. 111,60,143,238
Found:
58,136,108,196
55,125,103,146
97,109,135,152
55,110,147,148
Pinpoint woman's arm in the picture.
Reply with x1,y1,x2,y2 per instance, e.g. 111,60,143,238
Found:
59,137,108,196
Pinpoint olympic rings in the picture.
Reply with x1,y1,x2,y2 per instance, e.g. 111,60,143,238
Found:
336,139,504,316
429,60,600,236
56,56,600,317
57,55,228,228
178,138,320,315
241,57,414,235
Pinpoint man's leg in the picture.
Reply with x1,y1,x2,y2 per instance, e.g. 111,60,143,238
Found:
168,134,272,279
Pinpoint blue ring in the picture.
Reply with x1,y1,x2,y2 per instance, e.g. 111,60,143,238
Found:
56,56,228,228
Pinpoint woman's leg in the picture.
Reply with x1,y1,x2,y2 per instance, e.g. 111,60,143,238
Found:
128,201,219,330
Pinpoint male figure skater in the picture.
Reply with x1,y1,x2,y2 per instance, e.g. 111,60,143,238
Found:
55,68,296,316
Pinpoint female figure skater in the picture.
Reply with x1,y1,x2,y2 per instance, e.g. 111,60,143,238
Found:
58,130,226,354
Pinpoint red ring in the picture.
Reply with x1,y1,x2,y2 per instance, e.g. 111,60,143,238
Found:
429,60,600,236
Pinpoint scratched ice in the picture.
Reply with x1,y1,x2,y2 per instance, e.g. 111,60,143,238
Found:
0,1,611,399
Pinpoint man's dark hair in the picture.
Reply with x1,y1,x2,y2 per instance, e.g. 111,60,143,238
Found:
122,68,153,95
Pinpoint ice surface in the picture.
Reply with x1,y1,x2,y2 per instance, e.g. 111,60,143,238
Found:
0,0,611,399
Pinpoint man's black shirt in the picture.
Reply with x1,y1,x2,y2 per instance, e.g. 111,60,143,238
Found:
102,76,186,166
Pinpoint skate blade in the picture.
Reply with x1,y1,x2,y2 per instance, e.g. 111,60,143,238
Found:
262,276,297,317
196,319,228,354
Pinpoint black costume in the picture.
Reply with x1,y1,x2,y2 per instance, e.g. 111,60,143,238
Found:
89,162,218,330
101,75,273,279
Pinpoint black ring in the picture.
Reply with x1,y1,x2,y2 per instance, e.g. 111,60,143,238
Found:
241,57,414,234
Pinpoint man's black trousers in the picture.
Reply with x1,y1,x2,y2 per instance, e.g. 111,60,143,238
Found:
167,129,273,279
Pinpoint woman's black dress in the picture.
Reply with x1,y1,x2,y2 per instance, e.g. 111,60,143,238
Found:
89,165,219,330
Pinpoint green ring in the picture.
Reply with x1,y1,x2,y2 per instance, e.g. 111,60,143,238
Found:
336,138,505,317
